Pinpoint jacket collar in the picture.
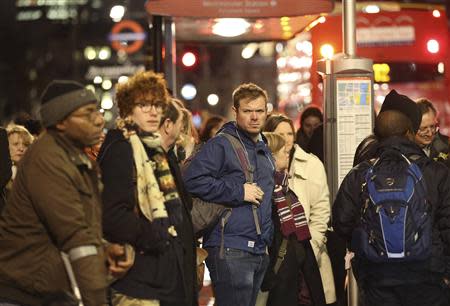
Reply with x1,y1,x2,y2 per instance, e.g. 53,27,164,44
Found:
220,121,269,154
290,144,309,180
376,136,425,158
48,130,93,169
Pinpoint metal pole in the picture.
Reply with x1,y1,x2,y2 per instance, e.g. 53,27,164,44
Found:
342,0,356,57
163,17,177,95
152,15,163,73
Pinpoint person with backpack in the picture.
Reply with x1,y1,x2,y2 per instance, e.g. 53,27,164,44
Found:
184,83,275,306
333,91,450,306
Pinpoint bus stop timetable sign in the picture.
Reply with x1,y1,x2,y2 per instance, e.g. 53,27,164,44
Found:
336,77,372,186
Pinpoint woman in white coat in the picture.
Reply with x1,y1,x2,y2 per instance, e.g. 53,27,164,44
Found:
264,114,336,305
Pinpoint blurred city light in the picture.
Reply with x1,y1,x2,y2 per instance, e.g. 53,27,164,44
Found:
276,43,284,53
364,5,380,14
438,62,445,74
110,5,125,22
118,76,129,83
181,84,197,100
84,46,96,60
320,44,334,59
212,19,250,37
207,94,219,106
104,110,113,122
93,76,103,84
182,52,197,67
98,47,111,60
101,93,113,110
85,85,95,93
241,43,258,59
432,10,441,18
427,39,439,53
102,79,112,90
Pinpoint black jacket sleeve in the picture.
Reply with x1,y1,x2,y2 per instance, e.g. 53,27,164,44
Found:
432,165,450,276
99,138,169,252
332,165,365,245
0,128,12,189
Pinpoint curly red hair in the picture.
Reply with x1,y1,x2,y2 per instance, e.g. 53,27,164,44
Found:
116,71,169,118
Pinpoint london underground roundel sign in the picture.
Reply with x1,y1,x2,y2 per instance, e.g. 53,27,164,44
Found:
110,20,146,54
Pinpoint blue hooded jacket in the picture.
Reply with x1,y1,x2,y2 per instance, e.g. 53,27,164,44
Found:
183,122,275,254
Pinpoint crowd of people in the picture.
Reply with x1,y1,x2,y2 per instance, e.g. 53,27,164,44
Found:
0,70,449,306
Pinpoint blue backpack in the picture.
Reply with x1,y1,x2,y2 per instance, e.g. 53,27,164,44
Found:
352,150,432,263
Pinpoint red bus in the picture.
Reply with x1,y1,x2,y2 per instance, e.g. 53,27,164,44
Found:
277,2,450,133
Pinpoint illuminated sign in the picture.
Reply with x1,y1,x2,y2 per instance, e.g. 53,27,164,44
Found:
16,0,88,7
146,0,333,18
373,63,391,83
109,20,146,54
357,26,415,46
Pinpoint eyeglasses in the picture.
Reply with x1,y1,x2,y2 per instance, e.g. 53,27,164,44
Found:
417,124,438,136
136,101,164,113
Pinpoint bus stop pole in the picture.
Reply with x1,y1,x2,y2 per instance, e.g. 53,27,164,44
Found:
343,0,356,58
319,1,373,306
342,1,359,306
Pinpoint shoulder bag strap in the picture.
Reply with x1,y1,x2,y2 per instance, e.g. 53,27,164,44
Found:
273,238,288,274
220,133,261,235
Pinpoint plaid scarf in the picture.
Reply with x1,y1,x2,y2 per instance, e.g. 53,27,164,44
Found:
273,171,311,241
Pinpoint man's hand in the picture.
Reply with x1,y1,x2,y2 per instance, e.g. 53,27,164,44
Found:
244,183,264,206
105,243,135,279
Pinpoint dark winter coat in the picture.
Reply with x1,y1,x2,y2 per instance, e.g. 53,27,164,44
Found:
333,136,450,286
262,207,326,306
183,122,275,255
167,148,198,306
429,132,450,167
0,128,11,211
0,131,107,306
98,129,194,305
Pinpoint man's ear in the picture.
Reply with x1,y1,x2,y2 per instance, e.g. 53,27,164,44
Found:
232,106,237,119
55,120,67,132
405,129,415,142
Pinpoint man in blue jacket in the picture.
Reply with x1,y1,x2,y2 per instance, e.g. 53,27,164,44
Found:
184,83,275,306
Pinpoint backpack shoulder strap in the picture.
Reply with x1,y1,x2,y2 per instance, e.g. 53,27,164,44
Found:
220,133,254,183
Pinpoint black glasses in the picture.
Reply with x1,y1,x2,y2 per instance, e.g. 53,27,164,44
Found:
135,101,164,113
417,124,438,136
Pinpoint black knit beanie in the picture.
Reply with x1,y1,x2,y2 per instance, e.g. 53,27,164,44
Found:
40,80,97,127
379,89,421,133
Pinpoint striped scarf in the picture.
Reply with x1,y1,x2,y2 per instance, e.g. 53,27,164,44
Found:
273,171,311,241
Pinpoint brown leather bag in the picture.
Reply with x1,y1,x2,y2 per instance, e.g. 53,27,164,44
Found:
196,247,208,290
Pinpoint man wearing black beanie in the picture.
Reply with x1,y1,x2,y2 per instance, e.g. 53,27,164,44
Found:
334,93,450,305
353,89,422,165
0,80,132,306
